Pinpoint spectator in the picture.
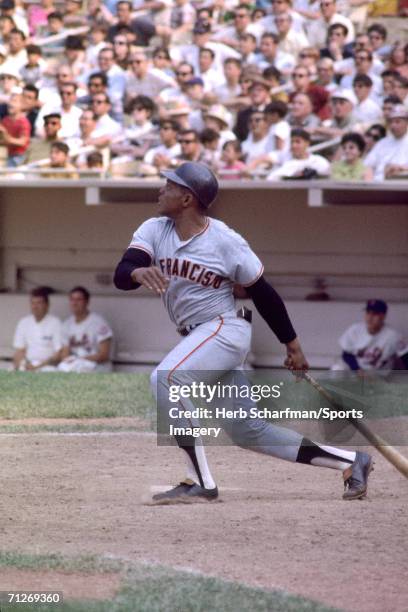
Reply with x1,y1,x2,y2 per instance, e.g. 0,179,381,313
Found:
316,58,337,93
241,110,271,163
365,105,408,180
85,24,108,69
174,20,240,75
107,1,157,47
260,0,306,36
142,118,181,172
266,128,330,180
364,123,386,153
275,12,309,58
123,95,156,143
43,11,66,48
58,286,113,373
255,32,295,75
0,67,20,105
217,139,246,179
307,0,354,48
198,47,225,92
367,23,390,61
77,72,108,109
0,0,28,37
27,112,61,162
214,57,242,107
382,94,402,121
320,23,354,61
331,132,373,180
352,75,382,125
62,35,87,76
332,300,403,373
91,92,122,143
125,51,174,103
212,4,263,50
41,141,78,178
21,83,40,137
159,61,194,104
67,109,102,166
288,92,320,130
175,128,209,164
113,34,131,71
263,66,288,103
63,0,87,28
238,32,257,66
0,15,15,48
86,150,104,173
289,65,330,120
27,0,56,37
339,50,382,102
0,92,30,166
387,42,408,79
57,81,82,140
169,0,195,44
393,74,408,106
152,47,174,79
203,104,235,148
314,89,357,140
1,27,27,73
12,286,62,372
96,46,126,121
19,45,44,87
199,127,220,165
265,100,290,151
234,77,271,141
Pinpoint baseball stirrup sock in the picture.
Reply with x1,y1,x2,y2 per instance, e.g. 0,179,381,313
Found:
296,438,356,471
175,434,216,489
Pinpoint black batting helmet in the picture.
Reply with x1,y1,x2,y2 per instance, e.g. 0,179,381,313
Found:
161,162,218,209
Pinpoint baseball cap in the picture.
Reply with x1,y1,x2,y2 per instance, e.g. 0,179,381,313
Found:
185,76,204,88
388,104,408,120
365,299,387,314
193,21,211,35
331,89,357,106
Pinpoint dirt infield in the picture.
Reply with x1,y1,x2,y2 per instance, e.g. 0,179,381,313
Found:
0,430,407,612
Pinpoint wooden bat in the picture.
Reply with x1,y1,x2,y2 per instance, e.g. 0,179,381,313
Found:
302,371,408,479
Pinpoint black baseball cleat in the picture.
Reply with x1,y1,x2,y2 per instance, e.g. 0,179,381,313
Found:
150,482,219,505
343,451,374,500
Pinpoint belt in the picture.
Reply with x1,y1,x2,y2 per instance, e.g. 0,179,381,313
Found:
177,306,252,337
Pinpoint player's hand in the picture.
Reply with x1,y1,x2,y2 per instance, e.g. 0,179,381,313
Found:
284,338,309,379
131,266,169,295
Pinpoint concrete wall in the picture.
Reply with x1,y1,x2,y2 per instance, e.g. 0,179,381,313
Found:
0,181,407,368
0,182,407,301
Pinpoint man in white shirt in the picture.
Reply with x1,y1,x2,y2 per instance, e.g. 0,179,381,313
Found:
125,51,173,103
13,287,62,372
242,110,271,163
142,118,181,172
255,32,295,75
352,74,382,127
90,93,122,146
58,286,113,373
212,4,263,48
365,105,408,180
333,300,403,373
275,12,309,58
267,128,330,180
307,0,354,48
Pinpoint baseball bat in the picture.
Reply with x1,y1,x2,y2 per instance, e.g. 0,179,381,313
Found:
302,371,408,479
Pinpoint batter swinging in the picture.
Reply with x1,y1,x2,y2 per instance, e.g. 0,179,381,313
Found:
114,162,373,505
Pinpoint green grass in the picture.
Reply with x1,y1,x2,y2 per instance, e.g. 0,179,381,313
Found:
0,372,153,420
0,552,340,612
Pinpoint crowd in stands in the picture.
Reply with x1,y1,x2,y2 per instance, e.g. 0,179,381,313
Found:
0,0,406,181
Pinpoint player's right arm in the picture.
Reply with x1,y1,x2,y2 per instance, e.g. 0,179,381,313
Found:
114,219,169,295
114,249,169,295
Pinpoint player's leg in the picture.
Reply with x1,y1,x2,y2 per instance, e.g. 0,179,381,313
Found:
222,371,372,500
150,313,251,503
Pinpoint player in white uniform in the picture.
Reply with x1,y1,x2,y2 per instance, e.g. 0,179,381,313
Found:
334,300,403,373
58,286,113,373
13,287,62,372
114,162,373,504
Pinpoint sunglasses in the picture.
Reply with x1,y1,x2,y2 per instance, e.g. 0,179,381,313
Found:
179,139,196,144
176,71,192,76
45,120,60,125
160,125,174,130
155,54,167,59
293,73,307,77
250,117,264,123
92,99,107,104
114,40,128,45
367,132,381,140
132,59,144,64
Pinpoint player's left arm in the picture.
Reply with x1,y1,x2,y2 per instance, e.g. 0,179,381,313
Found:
85,338,112,364
244,277,309,372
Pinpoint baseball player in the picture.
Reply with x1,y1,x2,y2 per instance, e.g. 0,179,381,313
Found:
58,286,113,373
13,287,62,372
114,162,373,504
334,300,404,373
